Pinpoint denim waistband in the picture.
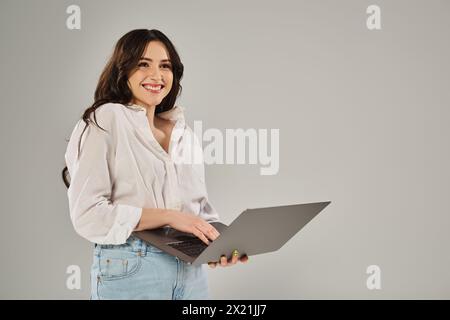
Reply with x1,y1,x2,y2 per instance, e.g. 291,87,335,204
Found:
94,234,162,255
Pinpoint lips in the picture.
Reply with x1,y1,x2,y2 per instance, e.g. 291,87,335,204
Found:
141,84,164,94
142,83,164,90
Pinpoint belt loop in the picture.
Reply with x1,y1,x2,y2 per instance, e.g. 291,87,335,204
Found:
133,237,147,257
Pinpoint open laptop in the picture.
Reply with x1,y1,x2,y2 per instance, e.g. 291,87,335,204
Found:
132,201,331,266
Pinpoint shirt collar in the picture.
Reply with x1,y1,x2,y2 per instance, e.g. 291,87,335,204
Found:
125,103,186,122
158,105,186,122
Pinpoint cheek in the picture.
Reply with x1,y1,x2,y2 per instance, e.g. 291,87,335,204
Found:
130,83,141,96
133,80,146,94
129,72,144,89
164,84,174,96
165,76,174,91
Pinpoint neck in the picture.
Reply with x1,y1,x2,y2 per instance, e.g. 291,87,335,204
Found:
145,105,158,129
132,101,158,129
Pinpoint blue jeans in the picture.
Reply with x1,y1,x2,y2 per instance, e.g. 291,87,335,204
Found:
90,235,210,300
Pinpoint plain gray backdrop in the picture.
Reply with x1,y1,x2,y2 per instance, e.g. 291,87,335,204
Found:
0,0,449,299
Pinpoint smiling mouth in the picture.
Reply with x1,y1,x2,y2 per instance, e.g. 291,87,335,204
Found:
142,84,164,93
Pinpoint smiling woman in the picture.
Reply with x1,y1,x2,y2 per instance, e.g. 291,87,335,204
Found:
127,41,174,108
62,29,247,300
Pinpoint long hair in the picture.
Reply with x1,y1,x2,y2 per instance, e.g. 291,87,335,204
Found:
62,29,184,188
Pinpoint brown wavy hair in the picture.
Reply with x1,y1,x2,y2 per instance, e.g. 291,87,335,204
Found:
62,29,184,188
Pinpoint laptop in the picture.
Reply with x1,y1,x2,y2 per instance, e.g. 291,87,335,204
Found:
132,201,331,266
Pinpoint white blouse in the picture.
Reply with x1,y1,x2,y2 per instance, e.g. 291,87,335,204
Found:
65,102,220,245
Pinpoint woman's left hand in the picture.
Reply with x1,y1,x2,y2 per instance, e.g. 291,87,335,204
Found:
208,250,249,268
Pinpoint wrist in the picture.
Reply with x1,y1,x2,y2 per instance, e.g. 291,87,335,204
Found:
135,208,176,231
165,209,178,227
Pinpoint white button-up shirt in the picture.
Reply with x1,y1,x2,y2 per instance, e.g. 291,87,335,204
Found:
65,102,220,245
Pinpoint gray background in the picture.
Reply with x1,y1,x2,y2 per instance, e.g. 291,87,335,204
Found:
0,0,449,299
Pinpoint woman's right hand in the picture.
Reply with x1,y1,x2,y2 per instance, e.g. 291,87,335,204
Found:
166,210,220,245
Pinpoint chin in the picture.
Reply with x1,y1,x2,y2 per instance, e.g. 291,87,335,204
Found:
149,98,163,106
139,97,162,106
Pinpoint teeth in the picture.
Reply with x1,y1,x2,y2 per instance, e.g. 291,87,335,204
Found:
143,85,162,91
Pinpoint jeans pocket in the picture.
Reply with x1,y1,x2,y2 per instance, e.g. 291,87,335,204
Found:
98,248,142,281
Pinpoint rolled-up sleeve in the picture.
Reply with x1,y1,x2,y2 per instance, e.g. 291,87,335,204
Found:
188,125,221,223
65,112,142,245
197,164,220,223
200,197,220,223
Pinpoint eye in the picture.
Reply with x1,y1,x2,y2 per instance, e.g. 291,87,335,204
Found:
161,63,172,70
138,62,149,67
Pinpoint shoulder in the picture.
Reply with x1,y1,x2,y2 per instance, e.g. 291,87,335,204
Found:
90,102,127,130
67,103,126,147
64,104,124,166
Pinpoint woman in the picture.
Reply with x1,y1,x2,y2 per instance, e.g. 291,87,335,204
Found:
62,29,248,300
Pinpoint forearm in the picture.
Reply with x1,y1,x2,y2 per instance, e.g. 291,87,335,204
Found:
134,208,175,231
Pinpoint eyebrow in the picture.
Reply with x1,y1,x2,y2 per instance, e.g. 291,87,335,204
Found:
139,57,172,63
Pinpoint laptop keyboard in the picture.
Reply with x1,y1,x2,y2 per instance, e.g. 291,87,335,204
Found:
167,236,208,257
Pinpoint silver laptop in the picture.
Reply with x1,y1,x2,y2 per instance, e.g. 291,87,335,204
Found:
133,201,331,266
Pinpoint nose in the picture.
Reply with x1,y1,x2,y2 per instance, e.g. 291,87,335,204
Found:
147,65,162,80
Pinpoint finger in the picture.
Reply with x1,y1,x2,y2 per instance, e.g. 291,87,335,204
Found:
212,227,220,240
197,225,217,242
239,255,249,263
231,250,239,265
207,225,220,241
193,229,209,245
199,222,220,240
211,226,220,239
206,228,218,241
220,255,228,267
